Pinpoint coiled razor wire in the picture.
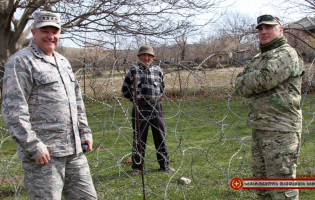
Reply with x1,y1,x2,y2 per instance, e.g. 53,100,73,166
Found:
0,53,315,199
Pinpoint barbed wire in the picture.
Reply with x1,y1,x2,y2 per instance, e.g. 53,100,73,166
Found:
0,53,314,199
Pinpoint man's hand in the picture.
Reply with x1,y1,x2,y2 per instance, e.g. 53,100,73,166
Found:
35,148,50,165
82,140,93,153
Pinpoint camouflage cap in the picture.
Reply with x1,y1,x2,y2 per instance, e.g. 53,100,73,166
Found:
137,45,154,57
256,14,281,29
33,11,61,29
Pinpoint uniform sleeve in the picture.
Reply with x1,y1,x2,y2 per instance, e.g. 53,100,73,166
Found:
75,79,93,142
121,67,134,101
235,49,298,98
1,56,47,159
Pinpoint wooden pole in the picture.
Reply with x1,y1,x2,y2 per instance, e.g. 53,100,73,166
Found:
133,73,146,200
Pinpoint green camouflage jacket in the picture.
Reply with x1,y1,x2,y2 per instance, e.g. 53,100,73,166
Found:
235,43,304,132
1,40,92,161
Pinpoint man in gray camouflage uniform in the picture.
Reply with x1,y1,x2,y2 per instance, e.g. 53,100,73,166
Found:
235,14,304,199
1,11,97,199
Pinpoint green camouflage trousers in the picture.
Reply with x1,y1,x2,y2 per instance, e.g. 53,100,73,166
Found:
23,153,97,200
252,129,301,200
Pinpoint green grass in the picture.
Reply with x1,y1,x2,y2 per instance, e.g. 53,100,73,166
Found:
1,95,315,199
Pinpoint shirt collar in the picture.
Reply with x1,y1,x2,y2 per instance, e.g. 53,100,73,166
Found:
28,40,60,66
138,61,153,69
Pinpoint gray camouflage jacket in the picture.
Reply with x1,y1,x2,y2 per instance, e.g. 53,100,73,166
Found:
235,43,304,132
1,40,92,161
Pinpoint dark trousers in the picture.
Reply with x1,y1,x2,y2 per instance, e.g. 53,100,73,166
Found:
132,102,170,170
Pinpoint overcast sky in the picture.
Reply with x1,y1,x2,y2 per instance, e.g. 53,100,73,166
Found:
230,0,277,17
227,0,304,23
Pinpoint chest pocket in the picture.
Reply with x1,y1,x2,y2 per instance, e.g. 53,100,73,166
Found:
33,67,60,86
153,81,161,94
136,79,142,94
154,76,162,88
67,69,76,82
153,80,161,88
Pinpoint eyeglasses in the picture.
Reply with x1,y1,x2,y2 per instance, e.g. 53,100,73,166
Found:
257,15,281,25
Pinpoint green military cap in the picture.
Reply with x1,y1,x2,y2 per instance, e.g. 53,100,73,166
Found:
256,14,281,29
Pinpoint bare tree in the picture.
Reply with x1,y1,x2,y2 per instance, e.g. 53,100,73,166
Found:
0,0,227,66
174,26,199,61
269,0,315,60
270,0,315,18
217,11,257,51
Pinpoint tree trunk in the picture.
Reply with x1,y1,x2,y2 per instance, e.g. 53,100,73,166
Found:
0,30,13,67
0,27,29,101
0,29,11,101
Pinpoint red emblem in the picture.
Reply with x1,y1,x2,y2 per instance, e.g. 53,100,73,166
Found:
230,177,243,190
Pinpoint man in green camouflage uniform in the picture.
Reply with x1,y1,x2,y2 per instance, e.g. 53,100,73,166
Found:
235,14,304,200
1,11,97,199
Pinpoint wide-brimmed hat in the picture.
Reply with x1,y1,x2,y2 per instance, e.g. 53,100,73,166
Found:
137,45,154,57
33,11,61,29
256,14,281,29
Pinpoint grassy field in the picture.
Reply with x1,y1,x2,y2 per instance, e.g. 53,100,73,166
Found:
1,93,315,200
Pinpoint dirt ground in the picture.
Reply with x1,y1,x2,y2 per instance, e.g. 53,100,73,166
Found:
76,67,244,98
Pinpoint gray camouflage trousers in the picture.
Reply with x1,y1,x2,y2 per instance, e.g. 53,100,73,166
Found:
23,153,97,200
252,129,300,200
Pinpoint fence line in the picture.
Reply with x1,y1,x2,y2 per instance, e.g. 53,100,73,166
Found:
0,54,314,199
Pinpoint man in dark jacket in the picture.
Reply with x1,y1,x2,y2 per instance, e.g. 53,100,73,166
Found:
122,45,175,176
